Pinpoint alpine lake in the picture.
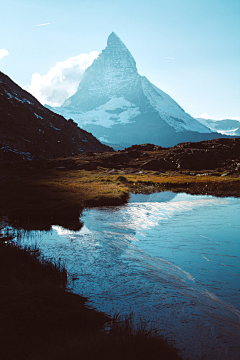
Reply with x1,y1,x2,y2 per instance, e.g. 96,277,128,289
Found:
3,191,240,360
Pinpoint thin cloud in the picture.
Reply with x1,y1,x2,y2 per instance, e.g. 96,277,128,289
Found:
0,48,9,60
35,23,50,27
164,57,175,60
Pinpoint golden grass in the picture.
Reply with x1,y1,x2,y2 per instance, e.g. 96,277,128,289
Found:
1,165,239,230
34,170,129,205
31,169,240,212
116,171,238,190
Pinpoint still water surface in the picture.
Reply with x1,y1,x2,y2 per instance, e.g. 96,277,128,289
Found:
16,192,240,359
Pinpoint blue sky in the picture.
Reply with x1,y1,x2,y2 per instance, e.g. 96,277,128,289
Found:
0,0,239,119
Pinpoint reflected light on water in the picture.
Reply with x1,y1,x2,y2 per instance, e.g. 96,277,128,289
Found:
14,192,240,360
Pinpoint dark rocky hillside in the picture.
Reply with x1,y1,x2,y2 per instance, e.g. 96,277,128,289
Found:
42,137,240,174
0,71,112,160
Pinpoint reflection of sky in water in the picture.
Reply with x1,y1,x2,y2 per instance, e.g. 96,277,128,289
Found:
17,193,240,360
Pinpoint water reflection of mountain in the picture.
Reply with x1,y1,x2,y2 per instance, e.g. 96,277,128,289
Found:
129,191,177,203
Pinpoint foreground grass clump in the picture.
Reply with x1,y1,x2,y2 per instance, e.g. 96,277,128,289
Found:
0,238,183,360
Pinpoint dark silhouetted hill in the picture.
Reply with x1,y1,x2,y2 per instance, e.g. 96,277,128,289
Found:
0,71,112,160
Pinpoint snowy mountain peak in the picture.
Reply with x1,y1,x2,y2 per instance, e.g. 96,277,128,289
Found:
107,32,125,47
62,32,138,111
51,33,223,148
103,31,137,73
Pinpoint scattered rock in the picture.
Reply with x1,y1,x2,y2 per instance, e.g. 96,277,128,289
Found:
154,171,165,175
126,149,142,158
126,144,156,151
141,159,176,171
116,176,128,183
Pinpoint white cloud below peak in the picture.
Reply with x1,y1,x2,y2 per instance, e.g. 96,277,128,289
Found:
198,113,212,120
27,51,99,106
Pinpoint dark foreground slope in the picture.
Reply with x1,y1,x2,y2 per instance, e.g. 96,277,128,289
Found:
0,71,112,160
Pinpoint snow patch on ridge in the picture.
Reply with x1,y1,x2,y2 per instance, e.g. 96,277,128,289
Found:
34,113,43,119
4,89,33,105
141,77,211,133
213,128,239,136
0,144,33,160
197,117,240,135
4,90,21,102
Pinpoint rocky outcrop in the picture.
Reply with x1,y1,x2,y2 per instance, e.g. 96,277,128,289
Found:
167,138,240,171
141,159,176,171
0,71,112,160
35,137,240,174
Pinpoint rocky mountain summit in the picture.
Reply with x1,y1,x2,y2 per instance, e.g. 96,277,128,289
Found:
0,71,112,160
50,32,228,148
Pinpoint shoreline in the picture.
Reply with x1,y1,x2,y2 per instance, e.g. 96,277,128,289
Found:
0,233,182,360
0,160,239,231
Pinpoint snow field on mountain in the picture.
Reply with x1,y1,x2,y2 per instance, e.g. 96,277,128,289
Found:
141,77,211,133
57,97,140,128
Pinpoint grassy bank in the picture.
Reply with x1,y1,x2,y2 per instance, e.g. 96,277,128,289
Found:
124,171,240,196
0,163,239,231
0,165,129,230
0,237,182,360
